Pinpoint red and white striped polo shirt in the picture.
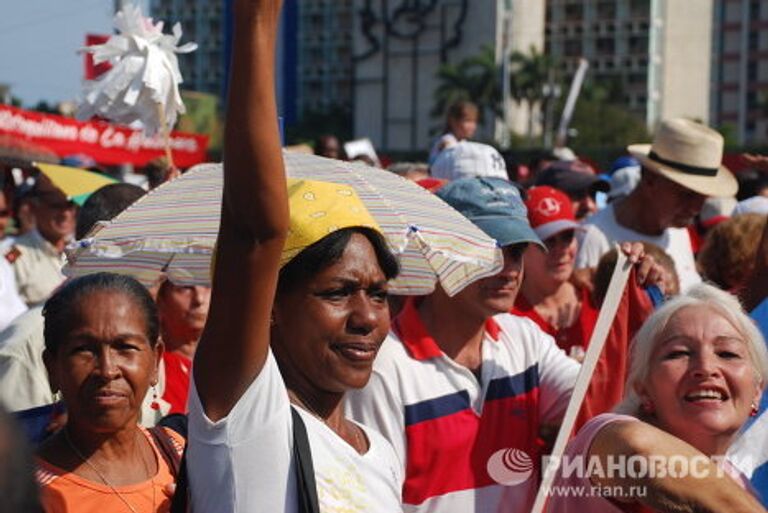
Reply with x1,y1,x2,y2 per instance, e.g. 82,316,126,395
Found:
348,299,579,513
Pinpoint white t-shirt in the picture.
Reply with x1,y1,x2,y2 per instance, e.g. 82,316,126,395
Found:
575,203,701,291
187,350,403,513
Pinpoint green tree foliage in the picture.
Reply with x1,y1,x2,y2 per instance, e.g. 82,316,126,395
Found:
560,79,649,150
432,45,502,122
32,101,58,114
567,101,648,150
568,100,649,149
508,46,557,142
432,46,653,150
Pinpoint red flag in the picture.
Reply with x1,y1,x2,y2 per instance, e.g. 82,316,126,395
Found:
575,268,654,430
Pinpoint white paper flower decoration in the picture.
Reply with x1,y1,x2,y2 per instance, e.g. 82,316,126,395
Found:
77,3,197,136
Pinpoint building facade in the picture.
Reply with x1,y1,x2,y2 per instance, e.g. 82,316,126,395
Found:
711,0,768,145
294,1,355,120
150,0,228,98
546,0,713,130
352,0,545,152
149,0,354,129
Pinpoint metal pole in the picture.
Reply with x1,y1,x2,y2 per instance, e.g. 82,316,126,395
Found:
500,4,511,149
555,57,588,147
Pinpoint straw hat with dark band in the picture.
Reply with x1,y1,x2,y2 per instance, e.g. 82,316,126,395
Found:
627,118,737,198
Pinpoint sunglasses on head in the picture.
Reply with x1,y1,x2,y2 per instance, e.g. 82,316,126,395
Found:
544,229,576,249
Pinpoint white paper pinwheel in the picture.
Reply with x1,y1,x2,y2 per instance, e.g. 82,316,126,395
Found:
77,3,197,136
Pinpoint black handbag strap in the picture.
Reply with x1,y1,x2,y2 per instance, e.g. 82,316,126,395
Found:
167,407,320,513
291,406,321,513
169,446,189,513
148,426,182,478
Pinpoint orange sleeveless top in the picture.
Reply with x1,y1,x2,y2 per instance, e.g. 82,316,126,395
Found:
36,427,184,513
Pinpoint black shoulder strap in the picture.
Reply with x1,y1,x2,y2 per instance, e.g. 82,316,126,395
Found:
169,447,189,513
166,408,319,513
149,426,182,477
291,406,321,513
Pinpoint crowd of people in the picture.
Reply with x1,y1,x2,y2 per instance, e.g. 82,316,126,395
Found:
1,0,768,512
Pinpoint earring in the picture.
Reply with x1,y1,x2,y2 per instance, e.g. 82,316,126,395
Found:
641,399,654,414
751,402,759,417
150,385,160,410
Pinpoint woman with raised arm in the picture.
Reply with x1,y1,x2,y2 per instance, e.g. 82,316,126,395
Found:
186,0,402,511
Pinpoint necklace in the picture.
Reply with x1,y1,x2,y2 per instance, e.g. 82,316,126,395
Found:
64,428,156,513
291,395,366,454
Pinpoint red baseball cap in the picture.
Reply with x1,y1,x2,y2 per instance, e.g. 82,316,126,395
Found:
415,177,448,193
524,186,582,241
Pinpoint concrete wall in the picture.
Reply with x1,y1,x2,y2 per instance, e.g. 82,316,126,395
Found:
655,0,713,126
504,0,546,138
352,0,503,152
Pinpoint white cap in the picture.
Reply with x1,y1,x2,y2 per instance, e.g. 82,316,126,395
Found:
430,141,508,181
733,196,768,217
552,146,577,161
700,196,736,227
607,165,641,201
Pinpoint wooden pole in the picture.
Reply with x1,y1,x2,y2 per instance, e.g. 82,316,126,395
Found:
156,102,175,171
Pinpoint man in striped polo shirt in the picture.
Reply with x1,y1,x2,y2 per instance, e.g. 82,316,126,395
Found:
348,177,579,513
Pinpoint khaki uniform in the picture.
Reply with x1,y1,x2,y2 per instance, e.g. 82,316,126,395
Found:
4,230,66,307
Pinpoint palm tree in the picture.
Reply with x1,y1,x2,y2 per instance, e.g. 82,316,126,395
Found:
432,45,502,125
507,46,557,143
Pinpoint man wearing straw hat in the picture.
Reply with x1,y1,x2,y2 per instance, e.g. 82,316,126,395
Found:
575,118,738,291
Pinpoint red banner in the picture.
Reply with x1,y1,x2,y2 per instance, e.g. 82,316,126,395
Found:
0,105,209,168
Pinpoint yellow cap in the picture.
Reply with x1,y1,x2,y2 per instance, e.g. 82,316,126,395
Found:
280,179,380,266
211,179,381,279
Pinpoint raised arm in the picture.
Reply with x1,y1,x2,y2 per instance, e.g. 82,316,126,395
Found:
193,0,288,421
589,421,766,513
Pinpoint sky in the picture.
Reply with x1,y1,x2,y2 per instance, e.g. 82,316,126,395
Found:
0,0,149,107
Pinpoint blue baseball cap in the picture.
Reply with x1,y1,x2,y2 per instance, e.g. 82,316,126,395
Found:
609,155,640,175
436,177,544,249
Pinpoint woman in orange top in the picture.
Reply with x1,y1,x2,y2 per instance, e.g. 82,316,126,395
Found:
36,273,183,513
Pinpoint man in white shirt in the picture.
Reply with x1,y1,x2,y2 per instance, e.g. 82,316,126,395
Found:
576,118,738,291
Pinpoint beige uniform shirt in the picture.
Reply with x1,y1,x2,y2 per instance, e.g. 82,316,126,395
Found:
4,230,66,307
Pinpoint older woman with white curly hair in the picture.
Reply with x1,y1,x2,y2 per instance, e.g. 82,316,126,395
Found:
547,283,768,513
